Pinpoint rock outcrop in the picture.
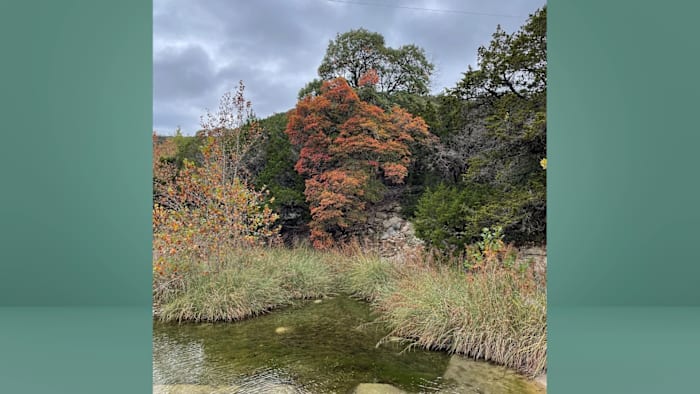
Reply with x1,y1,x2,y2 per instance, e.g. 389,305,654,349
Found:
518,246,547,277
359,193,424,258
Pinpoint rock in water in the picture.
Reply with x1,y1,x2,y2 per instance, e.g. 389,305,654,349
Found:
353,383,406,394
153,385,239,393
442,355,545,394
275,326,290,334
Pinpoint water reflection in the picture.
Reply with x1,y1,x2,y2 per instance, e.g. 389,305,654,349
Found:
153,335,205,385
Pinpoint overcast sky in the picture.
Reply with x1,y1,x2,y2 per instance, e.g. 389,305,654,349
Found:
154,0,545,135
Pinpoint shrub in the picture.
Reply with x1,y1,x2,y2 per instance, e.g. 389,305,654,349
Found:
413,183,497,251
254,113,310,236
413,181,543,252
463,226,519,272
153,82,280,276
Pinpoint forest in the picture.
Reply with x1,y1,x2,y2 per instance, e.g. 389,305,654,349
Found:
153,6,547,383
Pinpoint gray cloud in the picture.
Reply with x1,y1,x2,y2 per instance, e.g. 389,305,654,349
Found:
154,0,545,135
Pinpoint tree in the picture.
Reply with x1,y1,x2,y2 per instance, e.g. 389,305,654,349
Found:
318,28,433,95
298,78,323,99
153,81,280,272
452,7,546,102
318,29,386,89
414,7,547,246
253,112,310,238
286,77,433,248
172,128,203,169
380,44,434,95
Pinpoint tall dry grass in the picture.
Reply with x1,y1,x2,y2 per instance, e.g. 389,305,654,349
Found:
372,239,547,377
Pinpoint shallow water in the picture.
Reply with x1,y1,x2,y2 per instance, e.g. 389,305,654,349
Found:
153,296,543,393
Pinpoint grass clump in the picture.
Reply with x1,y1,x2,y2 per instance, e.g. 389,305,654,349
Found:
342,251,397,302
375,260,546,377
159,265,288,322
156,247,337,323
272,247,336,299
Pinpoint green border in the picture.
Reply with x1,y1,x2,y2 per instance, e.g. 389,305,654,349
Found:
0,1,152,393
1,0,698,393
548,307,700,393
548,0,700,392
549,0,700,307
0,0,152,307
0,307,152,393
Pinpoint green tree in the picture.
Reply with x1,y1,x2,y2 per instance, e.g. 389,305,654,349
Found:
414,6,547,246
452,7,546,102
253,113,310,237
317,28,434,95
172,128,203,168
298,78,323,99
380,44,434,95
462,7,546,244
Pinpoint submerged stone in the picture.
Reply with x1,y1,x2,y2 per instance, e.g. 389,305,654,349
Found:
275,326,291,334
442,355,545,394
257,383,300,393
353,383,406,394
153,384,239,394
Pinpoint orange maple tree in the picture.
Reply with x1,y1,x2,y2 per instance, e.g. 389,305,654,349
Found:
285,77,433,248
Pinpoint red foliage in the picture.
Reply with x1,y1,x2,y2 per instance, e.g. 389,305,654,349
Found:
285,77,433,248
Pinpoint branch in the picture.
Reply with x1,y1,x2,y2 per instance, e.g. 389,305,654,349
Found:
501,73,527,100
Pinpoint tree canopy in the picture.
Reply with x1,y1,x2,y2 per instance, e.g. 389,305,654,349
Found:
316,28,434,95
414,6,547,248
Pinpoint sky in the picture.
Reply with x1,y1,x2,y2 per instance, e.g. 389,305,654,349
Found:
154,0,545,135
